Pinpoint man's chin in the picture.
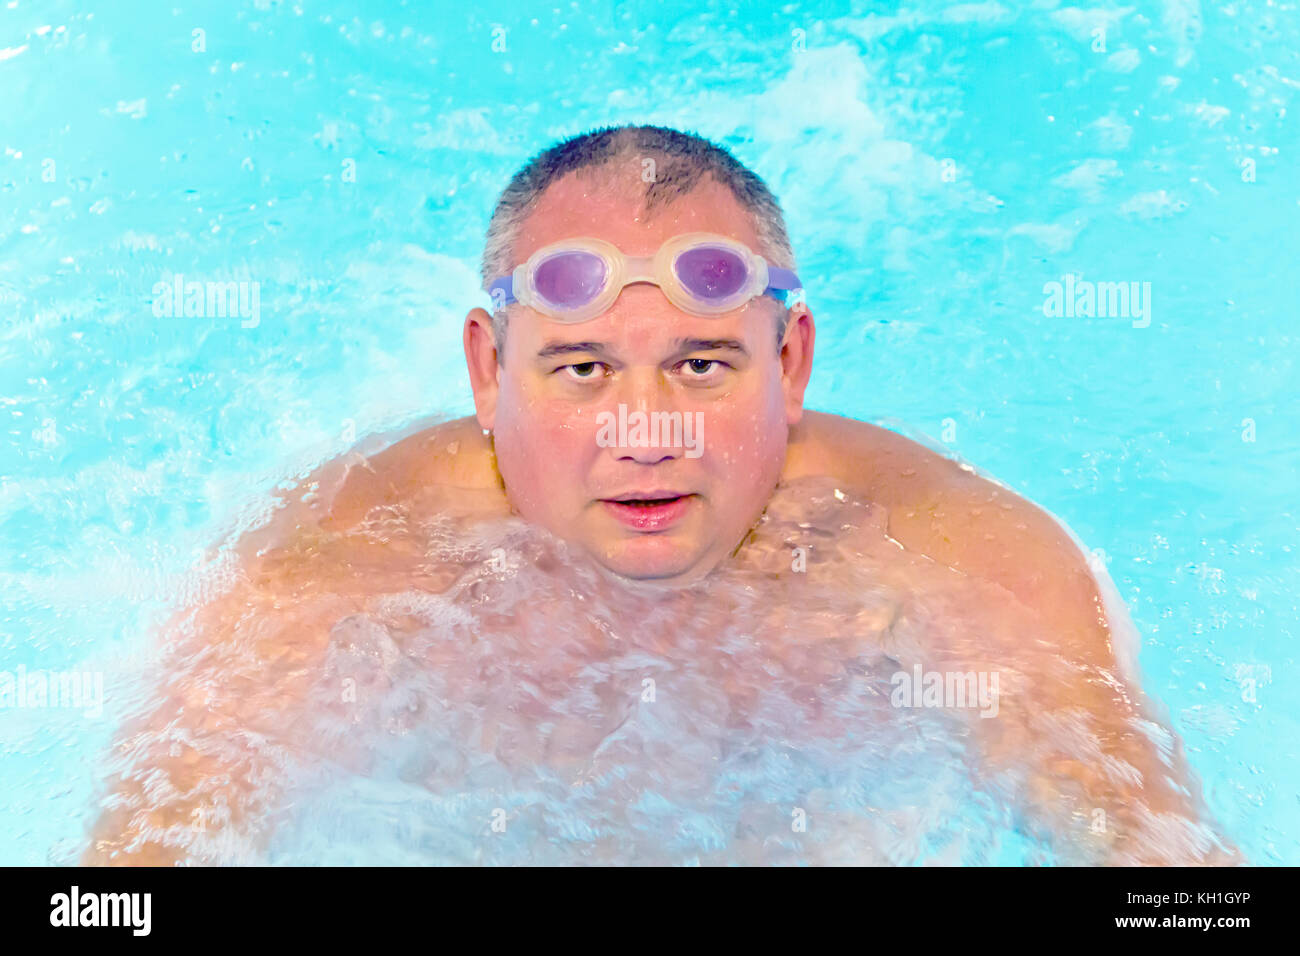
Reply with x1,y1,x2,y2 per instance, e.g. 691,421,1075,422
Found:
590,534,716,585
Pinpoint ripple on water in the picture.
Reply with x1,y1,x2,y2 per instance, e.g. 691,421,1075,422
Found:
104,477,1229,865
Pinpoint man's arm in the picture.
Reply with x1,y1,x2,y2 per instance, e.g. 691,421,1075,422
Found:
85,418,498,864
83,523,356,865
789,412,1237,863
893,469,1230,860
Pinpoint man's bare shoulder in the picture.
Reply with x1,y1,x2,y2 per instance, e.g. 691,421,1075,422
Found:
235,416,506,562
785,409,1071,544
786,410,1110,652
317,416,508,530
783,409,968,508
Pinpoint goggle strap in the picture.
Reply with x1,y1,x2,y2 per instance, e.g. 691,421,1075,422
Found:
765,266,802,293
488,276,517,308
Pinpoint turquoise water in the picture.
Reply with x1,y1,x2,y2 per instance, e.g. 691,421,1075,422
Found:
1,0,1297,864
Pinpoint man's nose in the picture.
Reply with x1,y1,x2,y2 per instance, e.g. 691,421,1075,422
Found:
608,367,683,465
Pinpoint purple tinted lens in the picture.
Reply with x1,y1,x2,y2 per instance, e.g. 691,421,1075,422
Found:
534,251,607,309
674,246,749,301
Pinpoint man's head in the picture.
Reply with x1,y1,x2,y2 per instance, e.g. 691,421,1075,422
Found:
463,124,815,586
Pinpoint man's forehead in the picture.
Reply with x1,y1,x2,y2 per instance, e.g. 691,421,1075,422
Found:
510,168,766,264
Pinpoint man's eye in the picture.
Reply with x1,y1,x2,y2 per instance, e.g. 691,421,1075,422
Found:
561,362,606,381
680,358,724,377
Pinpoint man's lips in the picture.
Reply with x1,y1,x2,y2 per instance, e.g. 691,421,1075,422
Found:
600,493,694,532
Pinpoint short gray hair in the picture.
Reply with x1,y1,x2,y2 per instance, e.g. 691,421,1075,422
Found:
481,124,797,353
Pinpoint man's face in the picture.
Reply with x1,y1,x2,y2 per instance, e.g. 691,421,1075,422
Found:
465,166,812,586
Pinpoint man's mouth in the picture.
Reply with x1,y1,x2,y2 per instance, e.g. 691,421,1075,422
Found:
600,492,694,532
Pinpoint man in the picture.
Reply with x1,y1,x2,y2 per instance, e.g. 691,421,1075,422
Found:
87,125,1234,865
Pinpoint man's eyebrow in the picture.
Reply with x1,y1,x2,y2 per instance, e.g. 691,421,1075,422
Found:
533,338,750,360
535,341,610,359
672,338,749,356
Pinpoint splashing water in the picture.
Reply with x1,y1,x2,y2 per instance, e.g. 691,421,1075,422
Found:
93,476,1231,865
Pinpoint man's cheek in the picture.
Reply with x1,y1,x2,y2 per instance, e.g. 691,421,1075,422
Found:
504,393,581,442
709,417,776,461
535,416,595,456
523,420,595,494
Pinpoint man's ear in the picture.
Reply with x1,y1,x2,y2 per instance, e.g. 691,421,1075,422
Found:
463,307,502,430
778,304,815,426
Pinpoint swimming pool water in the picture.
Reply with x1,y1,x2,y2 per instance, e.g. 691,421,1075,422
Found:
1,0,1296,864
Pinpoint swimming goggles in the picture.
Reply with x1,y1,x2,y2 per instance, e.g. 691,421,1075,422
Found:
487,232,803,324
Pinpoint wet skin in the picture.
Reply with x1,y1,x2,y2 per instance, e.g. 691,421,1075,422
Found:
84,165,1238,865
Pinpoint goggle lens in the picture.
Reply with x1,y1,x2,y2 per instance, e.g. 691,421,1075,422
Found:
534,250,608,310
673,246,749,302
